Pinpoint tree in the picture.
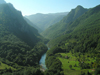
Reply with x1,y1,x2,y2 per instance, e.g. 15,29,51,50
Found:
86,72,92,75
69,65,72,69
94,68,100,75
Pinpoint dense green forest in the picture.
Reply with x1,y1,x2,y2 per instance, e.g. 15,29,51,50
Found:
45,5,100,75
0,3,48,75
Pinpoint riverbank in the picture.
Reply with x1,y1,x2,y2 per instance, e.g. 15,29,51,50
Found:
39,45,50,71
40,65,46,72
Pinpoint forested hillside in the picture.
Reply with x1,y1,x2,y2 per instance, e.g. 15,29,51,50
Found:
0,3,42,46
45,5,100,75
0,3,48,75
41,5,88,40
25,12,68,31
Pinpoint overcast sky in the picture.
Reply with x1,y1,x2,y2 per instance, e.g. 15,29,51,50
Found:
4,0,100,16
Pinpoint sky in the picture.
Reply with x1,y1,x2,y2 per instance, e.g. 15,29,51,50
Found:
4,0,100,16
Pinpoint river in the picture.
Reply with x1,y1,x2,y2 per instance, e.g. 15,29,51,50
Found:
39,46,49,70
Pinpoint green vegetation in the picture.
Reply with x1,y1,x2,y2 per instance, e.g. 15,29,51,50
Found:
0,3,48,75
45,5,100,75
0,61,16,70
41,5,88,40
58,53,80,70
57,53,96,75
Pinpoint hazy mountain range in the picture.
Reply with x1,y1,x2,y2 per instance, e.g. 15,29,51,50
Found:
25,12,69,31
24,17,42,33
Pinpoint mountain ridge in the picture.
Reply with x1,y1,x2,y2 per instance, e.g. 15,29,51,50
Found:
41,5,88,39
47,4,100,48
0,3,43,47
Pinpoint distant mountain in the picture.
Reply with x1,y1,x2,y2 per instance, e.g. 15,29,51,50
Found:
0,0,6,4
24,17,43,33
25,12,69,30
41,5,88,40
